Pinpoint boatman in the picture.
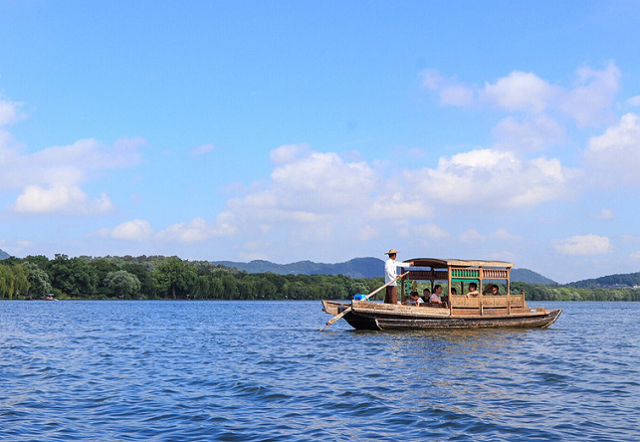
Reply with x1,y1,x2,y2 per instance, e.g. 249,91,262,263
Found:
384,249,414,304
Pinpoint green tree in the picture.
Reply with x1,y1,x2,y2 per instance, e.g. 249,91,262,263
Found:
0,264,30,299
24,262,52,297
122,263,157,299
153,257,197,299
104,270,142,299
49,254,99,298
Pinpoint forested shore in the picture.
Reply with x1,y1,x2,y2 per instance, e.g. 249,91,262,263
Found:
1,254,639,302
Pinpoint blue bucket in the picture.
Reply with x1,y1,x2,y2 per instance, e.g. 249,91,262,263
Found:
353,294,368,301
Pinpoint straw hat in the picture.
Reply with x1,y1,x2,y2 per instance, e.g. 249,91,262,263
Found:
384,249,400,255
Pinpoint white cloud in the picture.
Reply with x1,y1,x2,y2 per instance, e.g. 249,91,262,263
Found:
111,219,154,241
492,115,566,152
481,71,559,113
404,149,578,209
422,62,621,127
585,113,640,186
0,98,26,126
553,234,613,256
559,61,620,127
2,135,145,215
269,143,312,165
155,213,238,244
12,185,113,215
156,218,210,243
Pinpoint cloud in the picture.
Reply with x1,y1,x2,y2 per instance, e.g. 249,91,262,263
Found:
585,113,640,187
559,62,620,127
492,115,566,152
422,62,621,127
12,185,114,215
269,143,312,165
190,143,214,156
2,135,146,214
553,234,613,256
626,96,640,107
0,98,27,126
155,213,237,243
404,149,579,208
111,219,154,241
481,71,560,113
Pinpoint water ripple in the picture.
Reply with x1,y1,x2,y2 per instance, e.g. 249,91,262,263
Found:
1,301,639,441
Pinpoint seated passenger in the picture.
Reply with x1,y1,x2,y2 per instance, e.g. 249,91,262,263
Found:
422,288,431,303
408,291,424,306
490,284,501,296
466,282,479,297
429,285,443,306
451,287,458,296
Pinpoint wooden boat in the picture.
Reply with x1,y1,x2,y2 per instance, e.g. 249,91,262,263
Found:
321,258,562,331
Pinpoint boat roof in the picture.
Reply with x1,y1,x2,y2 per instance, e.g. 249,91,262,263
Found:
407,258,514,269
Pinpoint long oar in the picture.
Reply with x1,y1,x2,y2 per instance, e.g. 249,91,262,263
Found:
319,271,410,331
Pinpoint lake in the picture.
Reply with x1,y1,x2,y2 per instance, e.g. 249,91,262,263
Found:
1,300,638,441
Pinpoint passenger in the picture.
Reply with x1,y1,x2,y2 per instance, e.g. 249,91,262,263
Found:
429,285,444,306
451,287,458,296
490,284,501,296
421,288,431,303
408,291,424,306
383,249,414,304
466,282,479,297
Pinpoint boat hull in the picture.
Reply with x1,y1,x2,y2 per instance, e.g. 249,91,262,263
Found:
338,302,562,331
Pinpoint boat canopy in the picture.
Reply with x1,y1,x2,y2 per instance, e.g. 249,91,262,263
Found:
406,258,514,269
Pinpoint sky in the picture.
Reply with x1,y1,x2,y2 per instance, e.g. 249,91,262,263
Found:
1,1,639,283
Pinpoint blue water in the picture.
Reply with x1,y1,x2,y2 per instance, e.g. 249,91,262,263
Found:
1,301,638,441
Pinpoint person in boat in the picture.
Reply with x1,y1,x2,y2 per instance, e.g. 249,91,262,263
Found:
429,284,444,306
490,284,501,296
422,287,431,303
466,282,479,297
451,287,458,296
407,291,424,306
384,249,414,304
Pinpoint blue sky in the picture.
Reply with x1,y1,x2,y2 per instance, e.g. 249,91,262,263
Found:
1,1,639,283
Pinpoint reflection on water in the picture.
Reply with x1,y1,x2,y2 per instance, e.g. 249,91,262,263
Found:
0,300,639,441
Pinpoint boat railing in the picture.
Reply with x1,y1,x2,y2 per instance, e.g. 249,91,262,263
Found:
407,269,448,281
450,292,527,315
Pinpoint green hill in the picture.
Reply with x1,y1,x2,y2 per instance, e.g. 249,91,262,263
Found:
568,271,640,288
213,257,384,279
214,257,556,284
511,268,556,285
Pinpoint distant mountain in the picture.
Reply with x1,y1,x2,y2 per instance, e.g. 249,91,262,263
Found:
213,257,384,279
214,257,555,284
511,268,556,285
0,249,10,260
568,271,640,289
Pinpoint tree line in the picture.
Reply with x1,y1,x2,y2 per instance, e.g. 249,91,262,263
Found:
0,254,381,301
1,254,639,301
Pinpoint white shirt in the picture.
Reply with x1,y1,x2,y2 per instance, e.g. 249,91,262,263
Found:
384,258,412,286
